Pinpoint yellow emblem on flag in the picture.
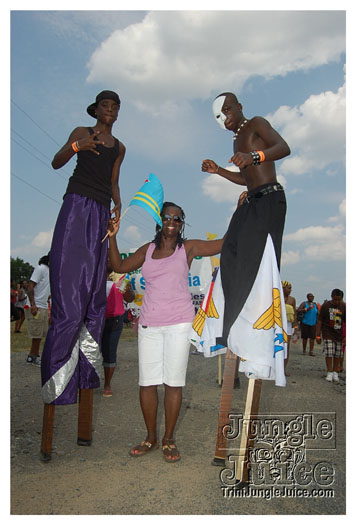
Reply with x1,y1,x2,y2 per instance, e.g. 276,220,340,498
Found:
192,297,219,337
253,288,288,342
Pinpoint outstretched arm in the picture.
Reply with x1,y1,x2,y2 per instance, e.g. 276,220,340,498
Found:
185,236,225,267
107,223,148,274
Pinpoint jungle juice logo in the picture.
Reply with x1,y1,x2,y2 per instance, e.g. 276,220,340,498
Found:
219,412,336,494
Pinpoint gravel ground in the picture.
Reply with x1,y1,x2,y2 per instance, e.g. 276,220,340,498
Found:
10,328,346,515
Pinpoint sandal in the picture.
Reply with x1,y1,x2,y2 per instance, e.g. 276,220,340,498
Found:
103,389,113,397
129,440,158,457
162,439,181,463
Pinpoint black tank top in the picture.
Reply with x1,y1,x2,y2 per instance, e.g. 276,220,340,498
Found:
64,127,120,209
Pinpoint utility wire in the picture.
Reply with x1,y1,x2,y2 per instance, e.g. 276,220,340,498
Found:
11,137,68,181
11,172,61,205
11,99,61,146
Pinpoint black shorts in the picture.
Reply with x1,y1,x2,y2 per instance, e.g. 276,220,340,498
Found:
301,323,316,340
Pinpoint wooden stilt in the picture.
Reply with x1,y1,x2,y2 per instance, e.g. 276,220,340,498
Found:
218,354,222,385
235,378,262,483
77,388,93,446
212,348,238,465
40,403,55,462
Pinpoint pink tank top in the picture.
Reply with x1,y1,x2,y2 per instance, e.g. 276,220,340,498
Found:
139,243,195,327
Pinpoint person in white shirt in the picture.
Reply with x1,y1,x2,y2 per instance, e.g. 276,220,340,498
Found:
25,254,50,366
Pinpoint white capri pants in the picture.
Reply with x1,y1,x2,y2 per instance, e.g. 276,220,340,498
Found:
138,322,192,387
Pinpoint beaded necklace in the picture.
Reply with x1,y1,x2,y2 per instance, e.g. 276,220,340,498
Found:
233,119,248,141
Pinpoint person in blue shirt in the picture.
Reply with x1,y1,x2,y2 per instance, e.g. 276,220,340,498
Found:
297,293,318,356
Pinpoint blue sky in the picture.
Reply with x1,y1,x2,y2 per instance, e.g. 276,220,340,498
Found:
9,5,347,305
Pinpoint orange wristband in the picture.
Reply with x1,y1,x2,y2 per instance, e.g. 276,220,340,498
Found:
72,141,80,153
257,150,265,162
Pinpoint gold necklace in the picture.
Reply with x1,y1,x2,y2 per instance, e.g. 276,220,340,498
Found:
233,119,248,141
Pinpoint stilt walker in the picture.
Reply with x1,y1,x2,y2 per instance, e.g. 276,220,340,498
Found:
196,91,291,481
191,236,288,482
40,90,126,460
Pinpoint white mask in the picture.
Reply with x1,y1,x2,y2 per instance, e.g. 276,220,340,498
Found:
212,96,227,130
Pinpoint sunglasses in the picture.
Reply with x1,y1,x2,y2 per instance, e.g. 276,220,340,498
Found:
161,214,184,224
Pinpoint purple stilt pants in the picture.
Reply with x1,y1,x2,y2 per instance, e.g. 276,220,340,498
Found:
41,194,109,405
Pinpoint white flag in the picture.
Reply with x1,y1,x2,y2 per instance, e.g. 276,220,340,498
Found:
190,234,288,386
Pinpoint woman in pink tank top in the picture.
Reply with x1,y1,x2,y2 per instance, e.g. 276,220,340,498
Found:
108,201,226,462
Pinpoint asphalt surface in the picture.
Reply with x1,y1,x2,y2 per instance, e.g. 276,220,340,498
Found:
10,332,346,515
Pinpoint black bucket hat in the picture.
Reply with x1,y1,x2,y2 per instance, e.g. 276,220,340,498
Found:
87,90,121,118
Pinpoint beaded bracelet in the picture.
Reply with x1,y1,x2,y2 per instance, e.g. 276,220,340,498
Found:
250,151,261,165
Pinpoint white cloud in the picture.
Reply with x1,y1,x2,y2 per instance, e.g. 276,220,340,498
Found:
201,165,242,203
32,230,54,248
284,224,345,262
339,198,346,217
304,240,345,261
123,225,143,243
281,250,301,266
87,11,345,110
284,224,344,243
11,229,53,265
269,85,346,177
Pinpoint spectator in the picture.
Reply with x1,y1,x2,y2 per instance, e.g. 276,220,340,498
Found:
282,281,298,376
14,280,28,333
101,263,135,397
316,289,346,383
297,293,318,356
10,280,19,322
25,254,50,366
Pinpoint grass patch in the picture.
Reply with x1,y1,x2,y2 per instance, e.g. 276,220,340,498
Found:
10,320,137,354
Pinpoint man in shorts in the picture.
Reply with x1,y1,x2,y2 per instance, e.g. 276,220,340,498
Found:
25,254,50,366
316,289,346,383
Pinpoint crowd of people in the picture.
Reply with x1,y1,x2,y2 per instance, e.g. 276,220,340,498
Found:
281,283,346,384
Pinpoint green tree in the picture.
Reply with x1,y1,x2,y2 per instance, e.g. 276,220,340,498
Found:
10,257,34,283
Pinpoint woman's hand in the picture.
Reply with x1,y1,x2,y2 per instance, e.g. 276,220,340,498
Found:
237,191,248,207
107,219,120,237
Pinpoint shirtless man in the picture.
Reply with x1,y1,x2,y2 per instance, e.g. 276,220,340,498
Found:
202,92,290,346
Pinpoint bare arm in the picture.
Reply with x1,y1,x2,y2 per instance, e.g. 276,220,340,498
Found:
108,226,149,274
184,237,225,267
201,159,246,186
27,281,38,317
110,141,126,221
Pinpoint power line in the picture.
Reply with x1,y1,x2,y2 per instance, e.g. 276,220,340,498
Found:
11,99,61,146
11,172,61,205
11,137,68,181
11,98,155,239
